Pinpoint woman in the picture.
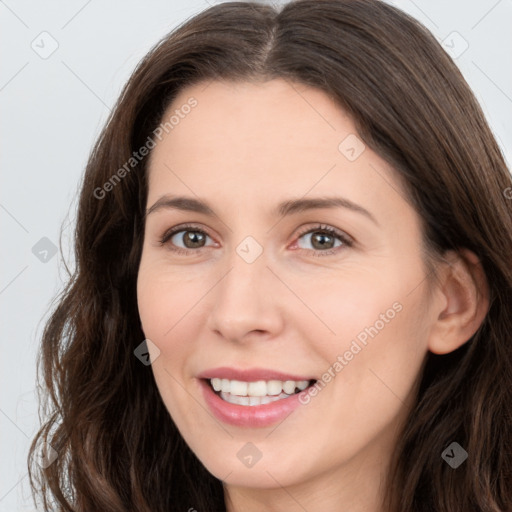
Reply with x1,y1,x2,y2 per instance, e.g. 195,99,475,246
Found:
28,1,512,510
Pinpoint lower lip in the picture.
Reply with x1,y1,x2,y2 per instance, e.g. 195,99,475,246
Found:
199,379,307,428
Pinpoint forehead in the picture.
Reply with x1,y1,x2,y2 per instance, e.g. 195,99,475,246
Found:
146,79,411,226
152,78,352,168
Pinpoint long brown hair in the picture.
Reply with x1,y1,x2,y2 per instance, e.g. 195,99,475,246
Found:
28,1,512,510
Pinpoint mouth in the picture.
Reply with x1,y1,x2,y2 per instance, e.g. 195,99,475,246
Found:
204,377,318,406
197,367,319,427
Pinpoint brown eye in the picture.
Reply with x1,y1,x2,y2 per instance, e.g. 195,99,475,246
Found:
295,225,353,256
299,231,338,250
159,224,215,254
172,230,207,249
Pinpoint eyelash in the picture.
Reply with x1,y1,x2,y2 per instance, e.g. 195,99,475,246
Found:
158,223,353,257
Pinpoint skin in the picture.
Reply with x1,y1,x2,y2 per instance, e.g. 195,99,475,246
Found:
136,78,489,512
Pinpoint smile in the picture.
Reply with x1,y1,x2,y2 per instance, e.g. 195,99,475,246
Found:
197,368,318,427
209,378,314,406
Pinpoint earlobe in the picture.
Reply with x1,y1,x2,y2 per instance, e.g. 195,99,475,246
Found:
427,249,490,355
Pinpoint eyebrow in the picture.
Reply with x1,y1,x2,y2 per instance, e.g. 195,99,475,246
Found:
145,194,379,226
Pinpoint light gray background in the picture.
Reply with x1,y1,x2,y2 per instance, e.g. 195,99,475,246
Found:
1,0,511,509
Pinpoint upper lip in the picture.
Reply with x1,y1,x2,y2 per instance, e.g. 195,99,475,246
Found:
197,367,316,382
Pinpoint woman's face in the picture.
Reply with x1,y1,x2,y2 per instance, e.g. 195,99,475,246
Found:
137,79,439,494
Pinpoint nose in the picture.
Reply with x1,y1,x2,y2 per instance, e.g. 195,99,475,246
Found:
206,246,285,344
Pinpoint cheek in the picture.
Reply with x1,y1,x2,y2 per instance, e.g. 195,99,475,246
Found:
136,260,208,400
136,263,198,415
328,285,428,417
310,264,429,400
136,259,198,339
300,270,400,356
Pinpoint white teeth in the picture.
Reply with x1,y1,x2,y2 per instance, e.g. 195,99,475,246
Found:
209,378,311,398
221,378,230,393
296,380,309,391
211,378,222,391
219,391,291,406
248,380,267,396
230,380,248,396
267,380,283,395
230,394,247,406
249,396,260,406
283,380,296,394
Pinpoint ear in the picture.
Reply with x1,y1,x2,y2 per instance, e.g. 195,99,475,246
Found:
427,249,490,355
